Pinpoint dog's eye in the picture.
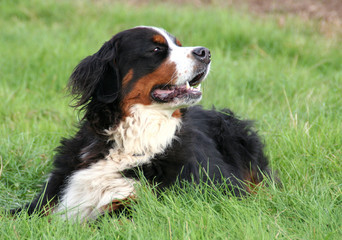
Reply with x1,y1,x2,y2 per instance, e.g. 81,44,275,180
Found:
153,47,161,52
151,46,167,54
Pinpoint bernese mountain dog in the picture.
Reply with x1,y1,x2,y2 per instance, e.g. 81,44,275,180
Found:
12,26,273,221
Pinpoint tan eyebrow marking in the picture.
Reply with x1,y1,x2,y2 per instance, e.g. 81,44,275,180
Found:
152,34,167,45
176,39,182,47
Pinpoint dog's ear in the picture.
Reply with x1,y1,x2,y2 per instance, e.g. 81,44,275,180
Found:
69,36,121,107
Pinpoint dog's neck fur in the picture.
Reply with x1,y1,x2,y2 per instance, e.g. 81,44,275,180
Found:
106,104,182,158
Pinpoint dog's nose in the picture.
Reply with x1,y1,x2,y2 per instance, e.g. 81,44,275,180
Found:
192,47,211,64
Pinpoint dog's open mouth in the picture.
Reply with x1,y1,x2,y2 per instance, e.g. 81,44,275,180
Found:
151,71,205,103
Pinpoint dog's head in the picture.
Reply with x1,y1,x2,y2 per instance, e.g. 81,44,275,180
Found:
69,26,211,130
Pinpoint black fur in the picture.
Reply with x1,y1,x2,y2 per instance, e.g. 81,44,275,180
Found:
123,106,271,196
11,27,274,217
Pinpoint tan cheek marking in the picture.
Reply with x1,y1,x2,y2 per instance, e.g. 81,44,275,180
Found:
122,69,134,88
171,109,182,118
153,34,167,45
121,61,177,117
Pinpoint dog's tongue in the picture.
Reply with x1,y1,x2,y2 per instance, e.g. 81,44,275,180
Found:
152,84,201,102
153,89,175,100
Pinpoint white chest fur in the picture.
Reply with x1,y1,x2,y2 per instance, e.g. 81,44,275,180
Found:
54,104,181,221
107,104,181,160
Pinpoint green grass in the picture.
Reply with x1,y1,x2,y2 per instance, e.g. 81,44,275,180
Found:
1,0,341,239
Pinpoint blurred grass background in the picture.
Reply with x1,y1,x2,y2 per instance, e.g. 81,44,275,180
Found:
0,0,341,239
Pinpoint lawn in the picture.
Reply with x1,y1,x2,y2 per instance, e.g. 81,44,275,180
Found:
0,0,341,239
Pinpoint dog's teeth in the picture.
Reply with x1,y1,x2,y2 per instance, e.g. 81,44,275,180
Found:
197,84,201,91
186,81,190,89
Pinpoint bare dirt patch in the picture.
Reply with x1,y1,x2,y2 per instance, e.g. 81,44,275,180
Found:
117,0,342,37
233,0,342,36
237,0,341,20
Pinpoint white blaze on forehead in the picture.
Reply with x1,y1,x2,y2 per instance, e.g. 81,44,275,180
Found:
149,27,203,86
